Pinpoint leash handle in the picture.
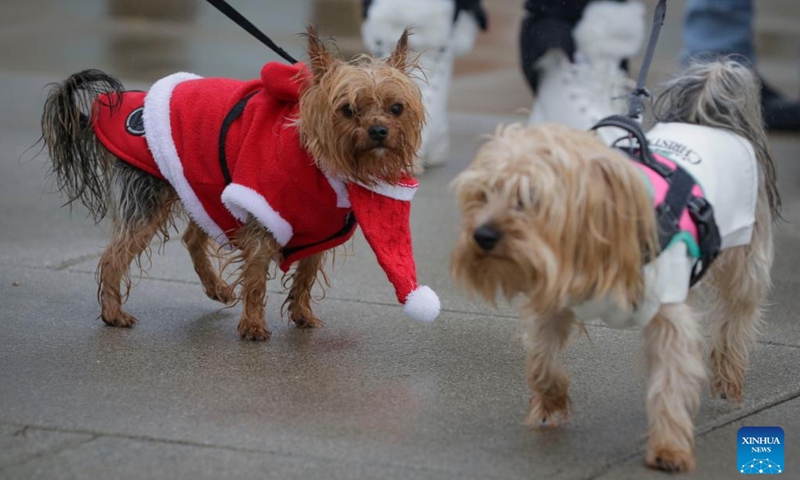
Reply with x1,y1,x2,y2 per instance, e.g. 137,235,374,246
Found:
205,0,299,64
628,0,668,119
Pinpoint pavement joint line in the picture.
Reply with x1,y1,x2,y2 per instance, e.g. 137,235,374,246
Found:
695,387,800,438
582,387,800,479
49,253,101,271
9,263,800,349
0,420,488,479
13,262,524,321
1,434,100,470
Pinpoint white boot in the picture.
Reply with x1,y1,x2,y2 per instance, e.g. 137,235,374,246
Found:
528,1,646,144
362,0,480,168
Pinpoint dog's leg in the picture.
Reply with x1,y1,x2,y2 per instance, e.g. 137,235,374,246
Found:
708,202,773,403
182,221,235,305
523,308,574,428
98,221,162,327
98,162,175,327
235,219,280,341
643,303,705,473
287,253,326,329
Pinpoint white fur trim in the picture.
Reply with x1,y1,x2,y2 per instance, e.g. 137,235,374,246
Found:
362,0,454,54
403,286,440,323
358,180,418,201
221,184,293,246
573,1,646,62
142,72,230,245
323,172,351,208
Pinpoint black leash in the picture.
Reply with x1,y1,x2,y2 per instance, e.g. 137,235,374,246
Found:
627,0,667,119
204,0,298,64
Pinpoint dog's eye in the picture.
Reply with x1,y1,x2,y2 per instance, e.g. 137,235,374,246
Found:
341,104,355,118
389,103,404,116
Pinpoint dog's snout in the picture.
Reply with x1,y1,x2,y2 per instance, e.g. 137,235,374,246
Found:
473,225,502,251
368,125,389,141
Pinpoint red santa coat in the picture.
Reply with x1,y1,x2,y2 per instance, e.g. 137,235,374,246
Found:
94,63,365,270
91,62,440,323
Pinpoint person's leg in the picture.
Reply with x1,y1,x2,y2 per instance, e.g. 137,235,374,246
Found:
681,0,800,131
521,0,645,141
519,0,597,94
361,0,486,167
681,0,755,66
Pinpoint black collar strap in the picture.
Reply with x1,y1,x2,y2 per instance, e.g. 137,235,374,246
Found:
218,90,260,185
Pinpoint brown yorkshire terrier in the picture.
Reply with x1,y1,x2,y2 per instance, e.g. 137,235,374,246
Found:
451,60,779,473
41,27,439,340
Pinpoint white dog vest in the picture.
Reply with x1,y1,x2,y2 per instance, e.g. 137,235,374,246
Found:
572,122,758,328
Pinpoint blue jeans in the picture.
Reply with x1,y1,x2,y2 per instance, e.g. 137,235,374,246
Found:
682,0,755,66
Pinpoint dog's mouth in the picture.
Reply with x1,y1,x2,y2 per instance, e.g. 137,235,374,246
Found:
371,147,387,157
359,145,396,159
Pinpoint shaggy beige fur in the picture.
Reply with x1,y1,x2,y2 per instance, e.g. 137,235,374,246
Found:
452,60,776,472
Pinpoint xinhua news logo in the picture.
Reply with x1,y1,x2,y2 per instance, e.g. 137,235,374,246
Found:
738,426,784,474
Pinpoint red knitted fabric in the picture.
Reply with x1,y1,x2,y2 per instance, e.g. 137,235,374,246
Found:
347,183,418,303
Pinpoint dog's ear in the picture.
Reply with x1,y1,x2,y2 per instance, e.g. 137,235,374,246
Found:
386,28,411,72
306,25,334,80
574,151,658,310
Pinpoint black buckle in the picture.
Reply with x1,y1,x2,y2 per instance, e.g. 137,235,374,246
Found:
687,197,722,286
592,115,672,178
655,203,681,252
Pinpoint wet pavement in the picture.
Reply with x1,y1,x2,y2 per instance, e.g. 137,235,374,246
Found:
1,1,799,479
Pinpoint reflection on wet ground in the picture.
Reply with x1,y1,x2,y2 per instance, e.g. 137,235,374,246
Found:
2,0,314,81
2,0,799,115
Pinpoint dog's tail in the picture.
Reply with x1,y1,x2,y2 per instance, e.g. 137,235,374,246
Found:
653,59,781,217
41,70,125,222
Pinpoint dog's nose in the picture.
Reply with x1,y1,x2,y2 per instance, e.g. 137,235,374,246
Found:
368,125,389,141
473,225,502,251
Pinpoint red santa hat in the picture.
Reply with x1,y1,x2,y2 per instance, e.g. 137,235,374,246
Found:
346,178,441,323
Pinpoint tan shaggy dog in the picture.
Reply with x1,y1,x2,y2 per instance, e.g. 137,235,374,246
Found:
41,28,425,340
451,61,779,473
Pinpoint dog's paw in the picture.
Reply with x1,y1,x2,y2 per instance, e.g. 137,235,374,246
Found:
101,310,137,328
291,314,324,329
238,323,271,341
207,283,236,305
524,395,569,428
646,446,696,473
711,378,744,404
710,350,745,404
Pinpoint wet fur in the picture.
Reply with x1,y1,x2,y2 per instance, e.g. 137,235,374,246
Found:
451,61,776,473
41,27,423,339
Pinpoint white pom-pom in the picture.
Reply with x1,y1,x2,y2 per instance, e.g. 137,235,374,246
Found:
403,286,440,323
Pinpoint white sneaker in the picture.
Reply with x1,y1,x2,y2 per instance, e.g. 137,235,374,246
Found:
528,1,645,144
362,0,480,168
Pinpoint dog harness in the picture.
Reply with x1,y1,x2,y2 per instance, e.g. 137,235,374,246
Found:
572,116,758,328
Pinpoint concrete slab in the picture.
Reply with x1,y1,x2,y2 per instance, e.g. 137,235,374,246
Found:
1,434,473,480
0,424,94,471
595,395,800,479
1,266,800,479
2,0,800,478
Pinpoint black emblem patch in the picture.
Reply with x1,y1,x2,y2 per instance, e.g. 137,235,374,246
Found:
125,107,145,136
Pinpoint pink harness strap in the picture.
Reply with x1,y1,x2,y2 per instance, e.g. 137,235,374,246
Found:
635,152,704,244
